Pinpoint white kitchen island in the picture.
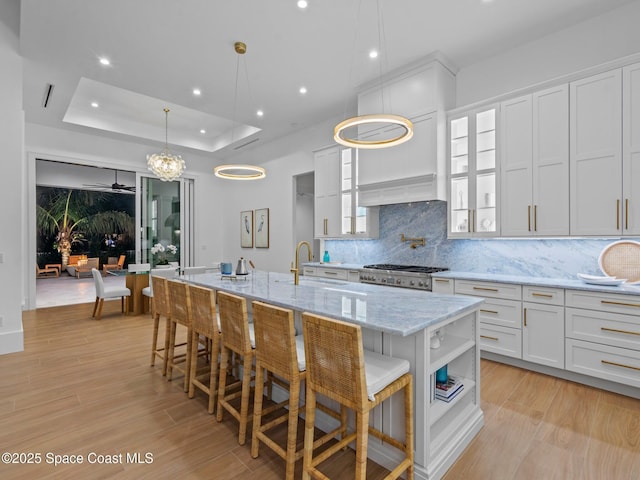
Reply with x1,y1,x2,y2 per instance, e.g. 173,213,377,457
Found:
184,271,484,480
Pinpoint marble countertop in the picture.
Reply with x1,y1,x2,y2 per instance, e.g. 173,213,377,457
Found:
431,271,640,296
183,271,483,336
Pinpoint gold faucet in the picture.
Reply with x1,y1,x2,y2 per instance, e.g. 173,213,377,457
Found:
290,240,312,285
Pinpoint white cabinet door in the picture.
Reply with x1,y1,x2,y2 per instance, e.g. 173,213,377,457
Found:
533,85,570,236
570,69,622,235
314,147,340,238
500,95,533,236
448,107,498,237
623,62,640,235
501,86,569,237
522,302,565,369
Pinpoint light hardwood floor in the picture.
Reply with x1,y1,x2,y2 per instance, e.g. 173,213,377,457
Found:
0,302,639,479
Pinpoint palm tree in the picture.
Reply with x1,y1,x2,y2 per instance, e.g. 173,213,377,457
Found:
37,189,134,269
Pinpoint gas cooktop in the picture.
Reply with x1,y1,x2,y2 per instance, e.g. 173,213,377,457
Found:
362,264,449,274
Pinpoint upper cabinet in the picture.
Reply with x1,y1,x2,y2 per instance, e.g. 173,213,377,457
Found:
500,85,569,236
448,106,498,237
623,62,640,236
314,146,341,238
314,146,378,239
356,58,456,206
570,69,623,236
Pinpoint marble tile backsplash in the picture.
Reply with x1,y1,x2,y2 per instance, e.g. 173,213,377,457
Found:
325,201,635,279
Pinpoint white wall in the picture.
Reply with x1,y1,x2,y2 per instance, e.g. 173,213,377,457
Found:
218,117,338,273
456,0,640,107
0,0,25,354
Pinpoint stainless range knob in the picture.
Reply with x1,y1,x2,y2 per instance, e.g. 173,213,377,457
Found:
409,281,415,286
396,279,402,285
418,281,424,287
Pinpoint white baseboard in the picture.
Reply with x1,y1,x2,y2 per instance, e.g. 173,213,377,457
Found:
0,327,24,355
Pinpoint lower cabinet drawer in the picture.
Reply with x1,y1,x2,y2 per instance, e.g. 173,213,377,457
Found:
455,280,522,301
315,268,348,280
478,298,522,329
566,338,640,388
479,323,522,359
566,307,640,352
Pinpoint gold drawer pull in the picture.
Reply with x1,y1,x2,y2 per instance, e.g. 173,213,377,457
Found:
473,286,499,292
480,335,499,341
601,300,640,308
531,292,553,298
323,271,338,275
601,327,640,337
435,279,449,283
601,359,640,372
480,309,499,314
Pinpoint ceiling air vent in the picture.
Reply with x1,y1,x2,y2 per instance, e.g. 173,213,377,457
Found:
233,138,260,150
42,83,54,108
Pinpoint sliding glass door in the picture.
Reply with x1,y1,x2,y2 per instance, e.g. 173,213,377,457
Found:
136,175,194,268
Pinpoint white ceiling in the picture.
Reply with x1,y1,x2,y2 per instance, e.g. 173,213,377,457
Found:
19,0,636,162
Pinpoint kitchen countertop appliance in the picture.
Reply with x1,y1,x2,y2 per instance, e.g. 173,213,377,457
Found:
360,264,449,291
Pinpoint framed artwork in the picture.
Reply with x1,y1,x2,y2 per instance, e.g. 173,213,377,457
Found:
255,208,270,248
240,210,253,248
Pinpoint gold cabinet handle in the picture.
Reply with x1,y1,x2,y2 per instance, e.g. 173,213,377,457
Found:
480,309,499,314
626,198,629,230
322,271,338,276
617,199,620,230
534,205,538,232
473,286,499,292
523,307,527,327
323,218,328,235
601,327,640,337
601,300,640,309
601,359,640,372
528,205,531,232
480,335,499,341
472,209,476,232
351,216,356,235
531,292,553,298
434,279,449,283
467,209,471,232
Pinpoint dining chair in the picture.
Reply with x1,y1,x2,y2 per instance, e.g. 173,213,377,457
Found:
301,312,414,480
142,267,178,313
91,268,131,320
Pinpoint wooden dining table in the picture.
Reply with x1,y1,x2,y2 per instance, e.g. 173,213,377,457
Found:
107,269,149,315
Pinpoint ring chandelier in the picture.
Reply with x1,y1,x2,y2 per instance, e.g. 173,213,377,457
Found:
214,164,266,180
334,114,413,149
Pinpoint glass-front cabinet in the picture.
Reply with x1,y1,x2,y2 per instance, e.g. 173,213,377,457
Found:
448,106,498,237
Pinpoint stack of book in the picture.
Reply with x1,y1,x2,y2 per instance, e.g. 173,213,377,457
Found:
435,375,464,403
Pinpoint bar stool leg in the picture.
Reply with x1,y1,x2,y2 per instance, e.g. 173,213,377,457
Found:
405,377,415,480
238,354,253,445
250,365,265,459
301,388,317,480
284,377,301,480
355,410,369,480
216,346,230,422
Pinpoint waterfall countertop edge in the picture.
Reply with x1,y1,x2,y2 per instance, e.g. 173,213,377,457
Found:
182,271,483,337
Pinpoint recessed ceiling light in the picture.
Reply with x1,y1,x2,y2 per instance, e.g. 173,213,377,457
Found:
256,110,264,117
297,0,308,9
200,129,206,134
91,102,99,108
369,50,378,59
99,57,110,66
299,86,307,94
193,88,201,96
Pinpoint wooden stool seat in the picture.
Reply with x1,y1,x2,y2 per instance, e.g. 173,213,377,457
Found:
301,312,414,480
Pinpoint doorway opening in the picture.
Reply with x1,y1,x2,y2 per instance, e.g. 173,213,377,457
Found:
293,171,318,262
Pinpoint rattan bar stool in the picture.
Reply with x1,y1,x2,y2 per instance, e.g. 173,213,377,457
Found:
187,284,220,414
216,291,261,445
166,279,193,392
250,301,306,479
301,312,414,480
149,275,174,376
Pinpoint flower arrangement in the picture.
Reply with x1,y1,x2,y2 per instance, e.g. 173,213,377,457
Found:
151,242,177,265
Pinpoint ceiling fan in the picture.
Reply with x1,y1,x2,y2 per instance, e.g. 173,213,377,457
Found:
83,169,136,193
